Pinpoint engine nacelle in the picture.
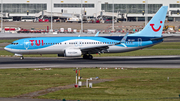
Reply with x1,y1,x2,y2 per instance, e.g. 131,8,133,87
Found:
64,49,82,57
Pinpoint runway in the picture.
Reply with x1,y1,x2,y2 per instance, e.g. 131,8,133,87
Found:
0,56,180,69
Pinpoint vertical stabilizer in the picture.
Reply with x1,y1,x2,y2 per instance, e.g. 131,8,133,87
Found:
129,6,168,37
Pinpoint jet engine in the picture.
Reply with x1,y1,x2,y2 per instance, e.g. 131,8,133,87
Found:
64,49,82,57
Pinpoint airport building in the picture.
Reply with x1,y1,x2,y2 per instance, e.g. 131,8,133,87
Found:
0,0,180,21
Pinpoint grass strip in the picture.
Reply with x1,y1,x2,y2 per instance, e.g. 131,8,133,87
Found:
38,68,180,100
0,68,75,97
1,68,178,100
0,39,17,43
147,42,180,49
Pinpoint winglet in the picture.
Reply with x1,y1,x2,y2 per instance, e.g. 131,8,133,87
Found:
120,33,129,43
120,33,128,47
95,31,100,37
115,33,128,45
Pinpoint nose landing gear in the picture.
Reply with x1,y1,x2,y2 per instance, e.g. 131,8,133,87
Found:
14,54,24,60
20,56,24,60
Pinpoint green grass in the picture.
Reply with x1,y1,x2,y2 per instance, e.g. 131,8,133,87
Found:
1,42,180,57
39,68,180,101
0,39,17,43
0,68,180,101
147,42,180,49
0,50,14,56
0,68,76,97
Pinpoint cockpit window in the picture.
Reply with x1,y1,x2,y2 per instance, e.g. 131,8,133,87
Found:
11,43,18,45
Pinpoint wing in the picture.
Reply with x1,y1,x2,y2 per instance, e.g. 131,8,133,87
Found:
81,33,129,54
81,44,113,54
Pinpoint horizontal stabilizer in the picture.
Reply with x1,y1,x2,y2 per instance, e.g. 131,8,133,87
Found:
150,37,163,41
150,36,174,41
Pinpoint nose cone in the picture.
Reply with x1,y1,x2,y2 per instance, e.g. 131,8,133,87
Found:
4,45,11,52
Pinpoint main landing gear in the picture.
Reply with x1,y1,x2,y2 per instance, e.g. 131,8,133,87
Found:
83,54,93,59
20,56,24,60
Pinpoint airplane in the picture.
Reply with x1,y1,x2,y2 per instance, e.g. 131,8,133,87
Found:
4,6,168,60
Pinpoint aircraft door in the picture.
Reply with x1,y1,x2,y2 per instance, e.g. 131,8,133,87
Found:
138,38,142,47
24,40,29,50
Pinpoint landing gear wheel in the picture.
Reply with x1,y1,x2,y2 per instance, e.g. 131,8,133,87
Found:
83,54,93,59
83,54,88,59
88,55,93,59
20,56,24,60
